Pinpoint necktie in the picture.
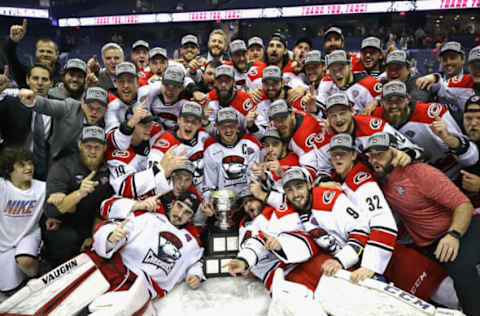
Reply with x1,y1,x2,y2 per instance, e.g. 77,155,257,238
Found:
33,113,49,180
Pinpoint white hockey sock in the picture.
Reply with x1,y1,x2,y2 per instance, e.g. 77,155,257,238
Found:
430,276,459,309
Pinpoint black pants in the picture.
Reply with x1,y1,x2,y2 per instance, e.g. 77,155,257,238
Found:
41,223,87,268
423,215,480,316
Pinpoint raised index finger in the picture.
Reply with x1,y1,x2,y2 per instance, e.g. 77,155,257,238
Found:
22,19,27,32
3,65,8,77
85,170,96,181
118,218,129,228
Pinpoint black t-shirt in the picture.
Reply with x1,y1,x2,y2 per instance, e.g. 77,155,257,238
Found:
46,154,114,236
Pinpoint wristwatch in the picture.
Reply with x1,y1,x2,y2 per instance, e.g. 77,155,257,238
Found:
447,230,462,240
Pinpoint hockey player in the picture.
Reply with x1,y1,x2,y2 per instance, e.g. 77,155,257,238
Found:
247,37,265,63
223,39,266,92
303,50,325,94
138,47,168,86
130,40,149,71
372,81,478,179
149,102,209,194
322,26,363,73
359,37,384,79
0,147,44,294
203,108,262,199
439,41,465,80
318,50,383,114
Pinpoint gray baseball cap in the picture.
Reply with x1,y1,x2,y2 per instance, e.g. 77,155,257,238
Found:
361,37,382,51
181,34,199,47
162,65,185,86
84,87,108,106
248,37,264,48
366,132,394,152
115,62,137,77
238,186,255,201
215,65,235,79
468,46,480,64
261,127,282,142
149,47,167,59
304,50,323,66
326,50,349,68
382,81,408,99
262,65,282,82
172,160,195,176
65,58,87,74
179,101,203,119
440,41,464,56
269,99,291,120
216,107,239,125
326,93,350,111
80,126,105,144
230,39,247,54
132,40,149,50
282,167,308,188
386,50,408,66
324,26,344,40
329,133,354,151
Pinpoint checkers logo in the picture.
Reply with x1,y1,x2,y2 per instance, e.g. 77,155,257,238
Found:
427,103,443,118
322,191,336,204
369,118,382,130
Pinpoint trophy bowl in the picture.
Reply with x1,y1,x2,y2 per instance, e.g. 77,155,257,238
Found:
210,190,237,231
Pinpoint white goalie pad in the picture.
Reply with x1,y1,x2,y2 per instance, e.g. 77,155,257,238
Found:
314,270,465,316
0,253,110,316
88,275,156,316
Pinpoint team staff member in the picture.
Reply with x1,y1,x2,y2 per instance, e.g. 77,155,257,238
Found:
43,126,114,267
366,132,480,316
48,58,87,101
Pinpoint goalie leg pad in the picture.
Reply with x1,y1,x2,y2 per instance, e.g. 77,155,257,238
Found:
285,252,332,291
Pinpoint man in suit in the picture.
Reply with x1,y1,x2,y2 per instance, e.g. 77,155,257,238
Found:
87,43,125,95
18,86,109,165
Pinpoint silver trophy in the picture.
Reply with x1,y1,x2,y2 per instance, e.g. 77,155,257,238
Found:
210,190,237,230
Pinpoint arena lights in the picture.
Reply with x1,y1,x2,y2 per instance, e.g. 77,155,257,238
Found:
55,0,480,27
0,7,49,19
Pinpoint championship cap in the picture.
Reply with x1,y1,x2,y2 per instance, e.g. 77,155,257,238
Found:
304,50,323,66
181,34,199,47
329,133,355,151
84,87,108,106
269,32,287,48
361,37,382,51
468,46,480,64
216,107,239,125
215,65,235,79
149,47,167,59
324,26,344,40
230,39,247,54
132,40,149,50
440,41,464,56
248,37,264,48
262,65,282,81
115,62,137,77
261,127,282,142
80,126,105,144
282,167,308,188
179,101,203,119
366,132,394,152
65,58,87,74
326,50,349,68
269,99,291,120
162,65,185,86
238,187,255,201
382,81,408,99
177,191,201,213
172,161,195,176
385,50,408,66
125,102,154,124
465,94,480,112
325,93,350,111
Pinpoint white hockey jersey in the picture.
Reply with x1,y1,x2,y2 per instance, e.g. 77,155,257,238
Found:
318,73,383,114
106,123,170,199
222,60,266,92
203,133,262,199
93,199,205,298
148,128,210,193
0,178,45,252
334,162,398,274
104,82,162,131
150,95,190,130
432,73,477,113
372,101,479,179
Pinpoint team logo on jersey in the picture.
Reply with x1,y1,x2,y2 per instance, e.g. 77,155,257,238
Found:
305,134,317,148
156,139,170,149
277,203,288,212
373,82,383,93
353,172,371,185
243,98,254,111
369,118,382,130
158,112,178,122
405,130,416,138
309,228,338,253
190,151,204,183
222,155,246,179
427,103,443,118
143,231,183,275
248,66,258,77
112,150,130,158
451,75,461,84
322,191,336,204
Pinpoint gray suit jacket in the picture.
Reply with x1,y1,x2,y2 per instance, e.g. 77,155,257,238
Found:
98,69,116,94
48,84,84,101
20,96,96,163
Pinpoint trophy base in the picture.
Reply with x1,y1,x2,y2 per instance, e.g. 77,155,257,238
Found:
204,254,238,278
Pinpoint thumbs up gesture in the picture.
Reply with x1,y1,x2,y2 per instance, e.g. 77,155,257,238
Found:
10,19,27,43
87,55,101,74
